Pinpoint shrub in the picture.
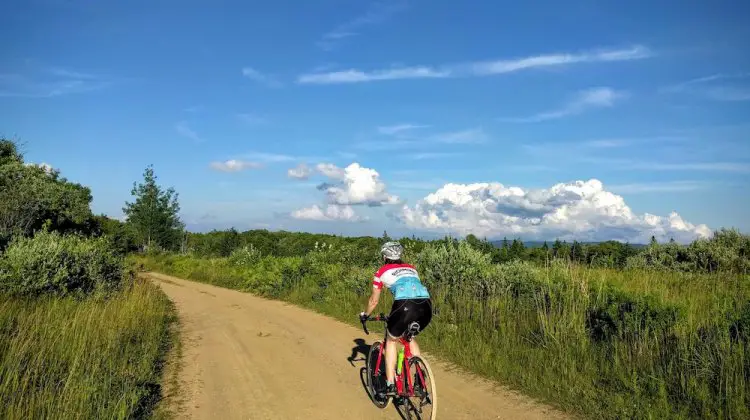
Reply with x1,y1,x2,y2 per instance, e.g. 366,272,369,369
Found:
0,231,124,297
228,244,262,266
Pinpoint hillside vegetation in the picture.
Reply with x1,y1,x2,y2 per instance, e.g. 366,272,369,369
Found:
0,138,176,419
136,227,750,419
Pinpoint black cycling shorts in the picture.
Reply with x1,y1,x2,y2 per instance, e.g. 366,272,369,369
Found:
387,298,432,339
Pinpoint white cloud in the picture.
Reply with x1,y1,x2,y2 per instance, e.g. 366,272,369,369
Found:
411,152,463,160
242,152,296,162
297,45,653,84
633,162,750,172
291,204,364,222
298,67,449,84
25,162,55,175
288,163,312,179
175,121,202,142
315,162,399,206
316,1,408,50
0,67,112,98
471,45,652,75
237,113,268,125
209,159,263,172
397,179,711,243
501,87,626,122
662,73,750,101
431,128,488,144
316,162,346,179
241,67,282,87
378,123,429,135
608,180,709,194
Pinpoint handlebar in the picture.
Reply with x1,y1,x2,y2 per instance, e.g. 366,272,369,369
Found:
360,312,388,335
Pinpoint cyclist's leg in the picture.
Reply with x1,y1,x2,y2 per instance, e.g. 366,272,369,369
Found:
385,300,410,387
385,334,400,384
409,299,433,358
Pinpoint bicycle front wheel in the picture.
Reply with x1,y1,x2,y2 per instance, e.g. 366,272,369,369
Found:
406,355,437,419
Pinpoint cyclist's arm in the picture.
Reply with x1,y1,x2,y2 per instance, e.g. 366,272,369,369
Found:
364,277,383,315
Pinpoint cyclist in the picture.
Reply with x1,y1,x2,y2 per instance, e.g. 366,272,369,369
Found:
360,241,433,399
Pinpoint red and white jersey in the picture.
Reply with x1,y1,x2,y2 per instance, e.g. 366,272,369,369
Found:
372,263,430,300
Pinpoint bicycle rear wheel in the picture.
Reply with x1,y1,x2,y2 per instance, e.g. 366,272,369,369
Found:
404,355,437,419
366,341,391,409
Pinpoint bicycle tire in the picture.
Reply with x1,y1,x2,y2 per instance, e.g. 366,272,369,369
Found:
366,341,391,409
406,355,437,420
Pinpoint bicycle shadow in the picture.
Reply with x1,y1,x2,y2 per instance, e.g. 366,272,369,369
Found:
348,338,413,420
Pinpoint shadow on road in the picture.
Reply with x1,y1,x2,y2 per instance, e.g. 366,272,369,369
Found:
347,338,370,366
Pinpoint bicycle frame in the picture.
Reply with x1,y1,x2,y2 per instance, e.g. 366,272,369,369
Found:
363,314,427,398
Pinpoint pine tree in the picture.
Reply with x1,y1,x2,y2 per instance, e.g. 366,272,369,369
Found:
123,165,184,251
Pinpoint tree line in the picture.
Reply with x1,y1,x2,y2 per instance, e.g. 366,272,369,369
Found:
3,136,747,275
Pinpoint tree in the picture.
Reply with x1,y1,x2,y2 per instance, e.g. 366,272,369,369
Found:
123,165,184,251
571,240,584,263
1,138,94,248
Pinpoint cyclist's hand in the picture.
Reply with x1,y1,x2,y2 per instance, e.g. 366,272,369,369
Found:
359,312,369,323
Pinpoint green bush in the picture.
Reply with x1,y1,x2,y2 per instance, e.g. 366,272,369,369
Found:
228,244,262,266
0,231,124,297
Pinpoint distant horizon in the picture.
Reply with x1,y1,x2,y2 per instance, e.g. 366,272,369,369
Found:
162,219,745,246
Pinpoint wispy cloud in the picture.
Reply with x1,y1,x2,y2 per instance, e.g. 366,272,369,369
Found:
411,152,463,160
175,121,203,143
241,67,282,88
298,67,449,84
209,159,264,172
317,1,408,51
240,152,296,162
237,113,268,125
634,162,750,172
500,87,626,123
608,180,710,194
470,45,652,75
572,156,750,173
431,128,488,144
377,123,429,135
297,45,652,84
661,73,750,101
0,67,113,98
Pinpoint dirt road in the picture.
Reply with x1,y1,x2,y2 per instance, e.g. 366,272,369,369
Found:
148,272,572,420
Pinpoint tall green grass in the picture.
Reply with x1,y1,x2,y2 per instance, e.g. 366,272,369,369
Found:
134,243,750,420
0,278,175,420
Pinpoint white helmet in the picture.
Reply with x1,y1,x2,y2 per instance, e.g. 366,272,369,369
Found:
380,241,403,260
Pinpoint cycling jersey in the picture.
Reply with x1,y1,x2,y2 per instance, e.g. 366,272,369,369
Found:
373,263,430,300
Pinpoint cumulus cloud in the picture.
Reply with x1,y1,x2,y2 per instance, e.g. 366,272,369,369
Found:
291,204,364,222
26,162,55,175
289,162,399,223
288,163,312,179
209,159,263,172
397,179,711,243
315,162,399,206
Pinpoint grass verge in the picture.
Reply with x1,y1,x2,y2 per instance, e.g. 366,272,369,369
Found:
0,277,176,420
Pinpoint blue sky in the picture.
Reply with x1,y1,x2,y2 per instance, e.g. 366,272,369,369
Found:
1,0,749,242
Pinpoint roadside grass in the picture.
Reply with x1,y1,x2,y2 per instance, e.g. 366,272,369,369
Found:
0,278,176,420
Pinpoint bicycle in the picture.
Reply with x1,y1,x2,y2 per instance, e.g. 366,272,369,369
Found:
360,313,437,419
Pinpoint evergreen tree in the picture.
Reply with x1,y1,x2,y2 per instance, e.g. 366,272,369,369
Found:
123,165,184,251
